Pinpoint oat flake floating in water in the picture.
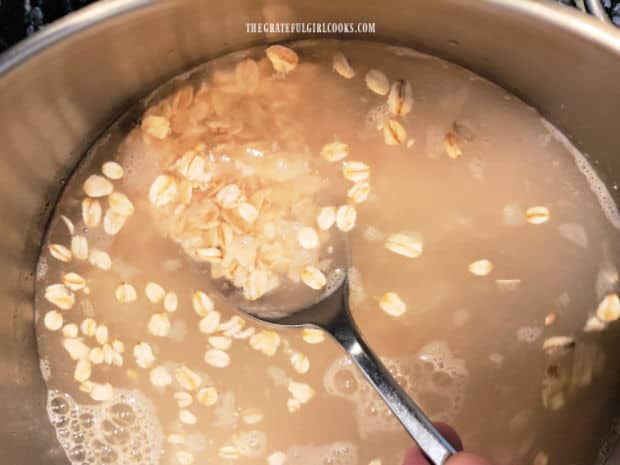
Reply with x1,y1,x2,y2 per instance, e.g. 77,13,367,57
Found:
468,259,493,276
595,293,620,323
526,206,551,224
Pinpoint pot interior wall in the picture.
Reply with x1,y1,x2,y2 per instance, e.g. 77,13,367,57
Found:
1,1,620,463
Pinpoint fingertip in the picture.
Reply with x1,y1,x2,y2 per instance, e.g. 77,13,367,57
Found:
433,422,463,452
402,446,428,465
402,421,464,465
446,452,494,465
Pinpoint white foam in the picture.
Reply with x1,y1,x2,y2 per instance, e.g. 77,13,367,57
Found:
489,352,504,365
364,104,390,132
516,326,542,344
39,358,51,381
541,118,620,230
36,256,48,281
362,225,384,243
46,388,163,465
417,340,468,379
233,429,268,457
324,342,468,438
286,441,358,465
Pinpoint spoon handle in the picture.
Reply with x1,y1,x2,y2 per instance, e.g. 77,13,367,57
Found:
328,312,456,465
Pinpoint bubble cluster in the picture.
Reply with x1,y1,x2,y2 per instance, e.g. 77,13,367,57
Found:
516,326,542,344
286,441,357,465
40,357,51,381
232,429,268,457
36,256,48,280
364,104,390,131
323,341,468,438
46,389,163,465
362,225,384,243
324,268,347,298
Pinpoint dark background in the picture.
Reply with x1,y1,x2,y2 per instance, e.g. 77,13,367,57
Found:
0,0,619,53
0,0,97,51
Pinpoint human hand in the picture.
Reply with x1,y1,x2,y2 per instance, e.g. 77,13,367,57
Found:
402,423,493,465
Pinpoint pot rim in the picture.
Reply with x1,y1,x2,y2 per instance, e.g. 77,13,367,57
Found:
2,0,620,78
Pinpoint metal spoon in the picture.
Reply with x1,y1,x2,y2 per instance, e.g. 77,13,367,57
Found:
208,239,456,465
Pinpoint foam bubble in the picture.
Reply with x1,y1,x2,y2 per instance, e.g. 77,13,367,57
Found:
46,388,163,465
39,358,51,381
541,118,620,230
233,429,268,457
323,356,399,437
516,326,542,344
417,341,468,378
286,441,357,465
323,342,468,437
362,226,384,243
324,268,346,297
364,104,390,131
489,352,504,365
36,256,48,281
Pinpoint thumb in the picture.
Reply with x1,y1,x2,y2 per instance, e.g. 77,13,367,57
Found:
446,452,494,465
402,422,463,465
403,450,493,465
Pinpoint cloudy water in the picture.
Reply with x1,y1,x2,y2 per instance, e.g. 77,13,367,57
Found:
35,40,620,465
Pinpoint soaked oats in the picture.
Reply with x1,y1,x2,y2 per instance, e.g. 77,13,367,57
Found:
387,79,413,117
333,51,356,79
383,119,407,145
365,69,390,96
34,39,620,465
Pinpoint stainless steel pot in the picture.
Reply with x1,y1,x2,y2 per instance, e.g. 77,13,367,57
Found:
2,1,620,464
